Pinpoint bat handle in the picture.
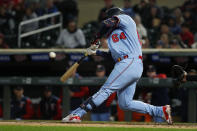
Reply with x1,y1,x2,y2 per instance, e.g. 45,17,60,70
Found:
84,52,88,57
78,52,88,64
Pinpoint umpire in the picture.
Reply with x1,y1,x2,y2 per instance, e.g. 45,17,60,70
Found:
172,65,197,85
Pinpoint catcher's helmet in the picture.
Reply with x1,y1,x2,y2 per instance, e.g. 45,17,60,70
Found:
106,7,124,18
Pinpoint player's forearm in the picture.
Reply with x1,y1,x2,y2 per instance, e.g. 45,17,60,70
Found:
96,50,112,58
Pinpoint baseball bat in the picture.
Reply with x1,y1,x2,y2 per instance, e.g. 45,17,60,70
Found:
60,53,88,82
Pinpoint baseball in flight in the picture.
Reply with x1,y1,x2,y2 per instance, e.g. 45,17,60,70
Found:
49,52,56,58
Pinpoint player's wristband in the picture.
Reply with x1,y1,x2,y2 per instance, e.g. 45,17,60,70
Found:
96,50,111,58
96,50,102,56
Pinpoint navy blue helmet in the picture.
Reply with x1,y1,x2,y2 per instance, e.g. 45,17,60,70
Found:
106,7,124,18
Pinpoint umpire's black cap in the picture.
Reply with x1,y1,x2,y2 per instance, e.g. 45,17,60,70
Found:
106,7,124,18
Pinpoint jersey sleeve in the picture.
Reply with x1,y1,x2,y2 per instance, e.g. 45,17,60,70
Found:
113,15,131,29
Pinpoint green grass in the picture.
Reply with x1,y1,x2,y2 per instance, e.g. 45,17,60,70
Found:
1,120,197,125
0,121,197,131
0,125,196,131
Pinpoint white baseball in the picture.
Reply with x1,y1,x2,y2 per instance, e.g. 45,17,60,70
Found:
49,52,56,58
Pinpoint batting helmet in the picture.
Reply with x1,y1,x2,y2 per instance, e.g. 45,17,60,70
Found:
106,7,124,18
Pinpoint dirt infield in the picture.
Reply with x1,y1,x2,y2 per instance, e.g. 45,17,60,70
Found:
0,121,197,129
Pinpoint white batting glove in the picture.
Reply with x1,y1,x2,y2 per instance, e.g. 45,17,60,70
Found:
90,44,99,51
86,48,97,55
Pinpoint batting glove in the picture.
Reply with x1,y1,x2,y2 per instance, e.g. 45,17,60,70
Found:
86,48,97,55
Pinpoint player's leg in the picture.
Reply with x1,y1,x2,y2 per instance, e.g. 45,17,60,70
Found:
117,82,172,124
70,87,115,118
62,67,120,122
62,59,136,122
73,59,142,117
117,82,163,117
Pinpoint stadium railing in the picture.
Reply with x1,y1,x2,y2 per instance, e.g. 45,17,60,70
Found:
18,12,63,48
1,48,197,56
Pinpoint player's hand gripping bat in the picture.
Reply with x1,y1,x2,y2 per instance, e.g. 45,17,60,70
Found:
60,43,99,83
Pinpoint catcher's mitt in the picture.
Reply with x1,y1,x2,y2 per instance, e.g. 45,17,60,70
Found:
171,65,186,86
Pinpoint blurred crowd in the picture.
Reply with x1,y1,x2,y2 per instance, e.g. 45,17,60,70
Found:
0,0,196,48
96,0,197,49
0,0,79,48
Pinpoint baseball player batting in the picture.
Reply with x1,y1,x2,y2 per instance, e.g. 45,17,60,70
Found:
62,7,172,124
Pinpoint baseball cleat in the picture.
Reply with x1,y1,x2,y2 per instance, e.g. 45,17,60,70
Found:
62,114,81,123
163,105,173,125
